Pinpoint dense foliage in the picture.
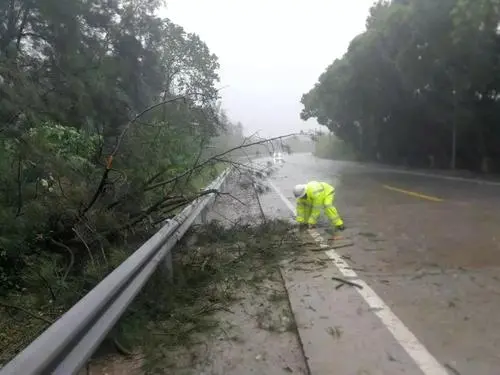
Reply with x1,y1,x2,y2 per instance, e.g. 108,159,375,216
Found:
301,0,500,172
0,0,253,358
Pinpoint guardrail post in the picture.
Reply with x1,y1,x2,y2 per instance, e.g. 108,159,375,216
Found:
221,172,229,191
164,246,174,283
200,206,208,224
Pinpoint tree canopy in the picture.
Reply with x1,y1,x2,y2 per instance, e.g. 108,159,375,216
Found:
0,0,259,358
301,0,500,172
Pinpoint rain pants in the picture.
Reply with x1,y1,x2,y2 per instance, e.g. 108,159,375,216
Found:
295,181,343,228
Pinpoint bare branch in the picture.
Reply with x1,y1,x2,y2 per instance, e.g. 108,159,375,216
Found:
81,96,187,216
82,84,230,216
217,191,247,206
145,133,298,192
179,133,208,192
72,227,96,271
50,239,75,283
250,180,266,223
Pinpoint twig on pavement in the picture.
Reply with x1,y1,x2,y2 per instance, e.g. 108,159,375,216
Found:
444,363,462,375
332,276,363,290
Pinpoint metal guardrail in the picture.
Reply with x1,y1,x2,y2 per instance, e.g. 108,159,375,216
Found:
0,168,232,375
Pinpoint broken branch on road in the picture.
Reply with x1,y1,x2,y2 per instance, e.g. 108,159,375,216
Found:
332,276,363,290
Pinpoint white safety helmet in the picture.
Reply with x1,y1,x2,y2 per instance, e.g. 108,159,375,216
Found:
293,184,307,198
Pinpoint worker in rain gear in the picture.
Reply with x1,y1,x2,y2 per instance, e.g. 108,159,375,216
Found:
293,181,345,233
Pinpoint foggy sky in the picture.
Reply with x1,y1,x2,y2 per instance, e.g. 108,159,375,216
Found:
161,0,374,137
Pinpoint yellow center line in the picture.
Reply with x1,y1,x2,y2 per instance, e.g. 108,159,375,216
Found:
382,184,443,202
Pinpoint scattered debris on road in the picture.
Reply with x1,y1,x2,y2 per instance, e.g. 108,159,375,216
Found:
326,326,343,339
86,220,309,375
327,240,354,250
445,362,462,375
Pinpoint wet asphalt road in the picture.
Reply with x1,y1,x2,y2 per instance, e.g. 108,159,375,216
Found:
252,153,500,375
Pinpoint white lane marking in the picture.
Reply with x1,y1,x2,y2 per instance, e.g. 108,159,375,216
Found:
267,179,449,375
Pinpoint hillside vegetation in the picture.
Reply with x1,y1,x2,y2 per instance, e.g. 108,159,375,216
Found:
0,0,255,363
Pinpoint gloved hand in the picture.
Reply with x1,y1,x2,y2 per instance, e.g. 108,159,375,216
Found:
335,224,345,231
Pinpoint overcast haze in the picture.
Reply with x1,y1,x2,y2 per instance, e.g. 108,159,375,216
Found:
161,0,374,137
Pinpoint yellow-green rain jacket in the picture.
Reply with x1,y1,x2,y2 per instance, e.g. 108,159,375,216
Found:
295,181,343,227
